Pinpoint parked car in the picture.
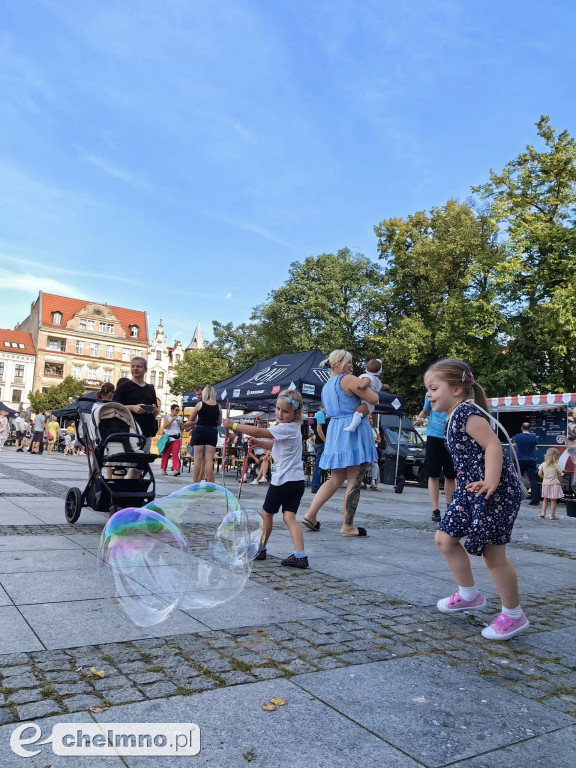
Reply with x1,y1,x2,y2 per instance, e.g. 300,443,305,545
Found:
378,415,427,486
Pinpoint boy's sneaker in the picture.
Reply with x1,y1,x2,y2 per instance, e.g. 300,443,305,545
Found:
437,591,486,613
254,550,267,561
281,554,309,569
481,612,529,640
250,479,259,485
431,509,441,522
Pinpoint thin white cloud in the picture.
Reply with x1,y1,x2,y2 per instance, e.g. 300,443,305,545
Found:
82,154,154,192
219,217,297,249
0,266,88,299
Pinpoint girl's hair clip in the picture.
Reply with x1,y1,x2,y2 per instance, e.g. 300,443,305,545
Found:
282,396,301,410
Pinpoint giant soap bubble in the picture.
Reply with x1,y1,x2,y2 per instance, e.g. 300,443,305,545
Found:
97,507,191,627
98,482,260,626
145,482,260,611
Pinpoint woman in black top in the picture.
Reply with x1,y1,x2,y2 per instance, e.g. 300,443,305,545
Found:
188,385,222,483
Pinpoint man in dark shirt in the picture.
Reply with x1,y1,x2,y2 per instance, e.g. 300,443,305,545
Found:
513,422,539,505
113,357,158,451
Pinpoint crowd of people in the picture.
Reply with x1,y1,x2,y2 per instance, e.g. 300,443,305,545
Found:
2,349,575,643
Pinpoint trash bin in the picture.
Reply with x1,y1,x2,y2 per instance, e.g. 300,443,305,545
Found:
566,499,576,518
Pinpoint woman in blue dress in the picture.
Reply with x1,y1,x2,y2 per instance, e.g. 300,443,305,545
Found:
302,350,378,537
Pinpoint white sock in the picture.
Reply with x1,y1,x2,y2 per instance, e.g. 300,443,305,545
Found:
344,412,364,432
458,585,479,601
502,604,523,619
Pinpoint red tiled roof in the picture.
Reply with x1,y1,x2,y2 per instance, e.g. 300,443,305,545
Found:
0,329,36,355
40,293,148,342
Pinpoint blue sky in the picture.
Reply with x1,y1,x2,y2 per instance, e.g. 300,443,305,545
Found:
1,0,575,345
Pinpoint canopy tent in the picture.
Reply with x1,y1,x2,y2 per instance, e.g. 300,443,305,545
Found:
183,350,405,415
52,392,98,419
0,401,18,417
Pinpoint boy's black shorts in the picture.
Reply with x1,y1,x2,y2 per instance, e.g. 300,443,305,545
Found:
424,435,456,480
263,481,305,515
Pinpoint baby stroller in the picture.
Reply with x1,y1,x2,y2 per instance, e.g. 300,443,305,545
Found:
65,397,157,523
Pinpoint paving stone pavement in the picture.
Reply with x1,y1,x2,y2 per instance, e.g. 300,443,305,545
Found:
0,447,575,766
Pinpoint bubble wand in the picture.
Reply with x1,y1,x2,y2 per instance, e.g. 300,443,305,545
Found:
220,398,230,487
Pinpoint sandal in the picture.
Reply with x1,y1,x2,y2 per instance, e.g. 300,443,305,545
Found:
340,527,368,537
302,518,320,531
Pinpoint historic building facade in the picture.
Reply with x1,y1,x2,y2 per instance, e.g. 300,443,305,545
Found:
0,329,36,410
16,292,149,396
147,320,203,413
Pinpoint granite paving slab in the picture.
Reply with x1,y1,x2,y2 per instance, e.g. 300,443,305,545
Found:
0,585,12,607
0,549,97,574
0,712,125,767
448,724,576,767
185,579,332,629
0,510,50,525
1,568,115,605
309,554,407,580
351,570,466,605
0,535,81,552
93,679,421,767
20,507,107,525
292,657,574,767
0,606,44,653
19,599,206,649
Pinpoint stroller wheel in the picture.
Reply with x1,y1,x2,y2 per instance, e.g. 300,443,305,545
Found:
65,487,83,523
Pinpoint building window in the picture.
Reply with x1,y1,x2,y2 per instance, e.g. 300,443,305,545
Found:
99,322,107,333
80,319,95,331
47,337,66,352
88,367,98,380
12,389,22,404
90,343,99,356
158,372,164,388
156,351,162,360
52,311,62,325
73,365,83,380
76,340,84,354
105,345,114,359
174,354,180,363
104,369,113,383
41,387,49,393
150,371,156,385
132,350,139,360
129,325,139,338
121,369,130,378
14,364,24,383
122,348,130,361
44,362,64,378
0,362,4,378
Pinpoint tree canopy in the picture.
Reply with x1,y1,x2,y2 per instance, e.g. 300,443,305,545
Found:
169,347,231,395
29,377,85,412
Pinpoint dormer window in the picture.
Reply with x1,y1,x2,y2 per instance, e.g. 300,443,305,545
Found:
52,311,62,325
129,325,139,338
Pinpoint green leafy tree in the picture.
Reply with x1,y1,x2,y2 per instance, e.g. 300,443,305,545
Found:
373,200,507,409
169,347,231,396
212,248,386,373
29,377,85,412
473,115,576,392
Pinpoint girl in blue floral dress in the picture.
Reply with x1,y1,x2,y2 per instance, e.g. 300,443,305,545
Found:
424,358,528,641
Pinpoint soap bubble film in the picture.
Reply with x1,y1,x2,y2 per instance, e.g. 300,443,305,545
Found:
97,507,191,627
145,481,260,611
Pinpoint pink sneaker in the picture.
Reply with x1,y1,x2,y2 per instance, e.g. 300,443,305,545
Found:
437,591,486,613
481,612,529,640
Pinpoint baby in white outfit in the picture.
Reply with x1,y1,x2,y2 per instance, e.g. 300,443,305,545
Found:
344,359,383,432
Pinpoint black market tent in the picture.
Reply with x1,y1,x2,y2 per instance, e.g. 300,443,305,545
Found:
52,392,98,419
0,401,18,417
183,350,405,415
